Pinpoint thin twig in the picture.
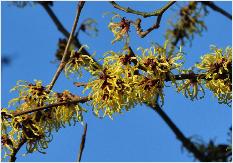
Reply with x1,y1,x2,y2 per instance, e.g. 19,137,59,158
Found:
77,123,88,162
74,82,88,87
133,1,175,38
110,1,176,18
110,1,176,38
201,1,232,20
47,1,85,91
12,96,90,117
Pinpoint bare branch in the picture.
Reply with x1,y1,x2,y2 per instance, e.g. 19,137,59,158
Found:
110,1,176,38
133,17,161,38
47,1,85,91
201,1,232,20
74,82,88,87
110,1,176,18
39,2,70,37
77,123,88,162
134,1,175,38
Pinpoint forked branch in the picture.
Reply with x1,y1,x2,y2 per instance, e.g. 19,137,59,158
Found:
110,1,176,38
110,1,175,18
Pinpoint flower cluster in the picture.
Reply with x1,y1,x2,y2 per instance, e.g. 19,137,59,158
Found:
8,80,51,108
64,46,97,78
1,80,53,159
85,50,139,118
196,46,232,106
166,2,208,46
1,80,85,160
138,43,183,80
86,43,183,118
137,43,183,104
108,14,130,44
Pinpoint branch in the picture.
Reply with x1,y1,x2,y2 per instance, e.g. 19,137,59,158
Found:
74,82,88,87
8,3,85,161
201,1,232,20
111,1,176,38
110,1,176,18
47,1,85,91
8,96,90,161
170,73,206,81
147,102,208,161
77,123,88,162
129,47,208,161
38,2,69,37
133,16,162,38
12,96,90,117
136,1,176,38
9,137,27,162
39,2,101,71
9,95,90,161
128,46,227,82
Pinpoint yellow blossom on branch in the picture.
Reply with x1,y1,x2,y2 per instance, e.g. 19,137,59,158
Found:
177,70,205,100
196,46,232,106
108,14,130,44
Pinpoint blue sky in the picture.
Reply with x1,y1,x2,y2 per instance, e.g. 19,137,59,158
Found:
1,1,232,161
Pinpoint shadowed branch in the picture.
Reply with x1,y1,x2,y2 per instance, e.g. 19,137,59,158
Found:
147,101,208,161
201,1,232,20
77,123,88,162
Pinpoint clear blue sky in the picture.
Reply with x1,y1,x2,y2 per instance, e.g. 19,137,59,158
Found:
1,1,232,161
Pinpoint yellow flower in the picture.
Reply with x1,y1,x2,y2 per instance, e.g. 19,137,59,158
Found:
2,81,86,158
85,50,139,118
138,42,183,82
196,46,232,106
86,67,136,118
108,16,130,44
64,45,96,78
133,75,165,105
86,45,183,117
9,80,51,108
